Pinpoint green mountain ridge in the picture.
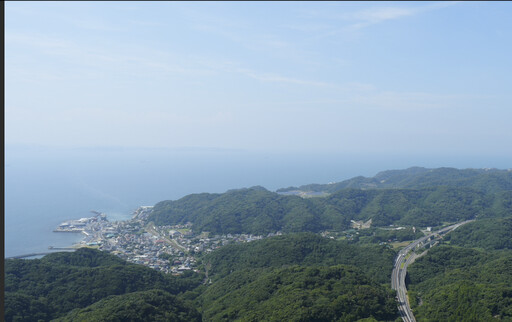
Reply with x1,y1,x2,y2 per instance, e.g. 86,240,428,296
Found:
55,289,201,322
4,248,202,321
443,217,512,250
5,234,401,321
407,246,512,321
199,265,397,322
278,167,512,194
406,216,512,321
201,232,395,284
148,185,512,234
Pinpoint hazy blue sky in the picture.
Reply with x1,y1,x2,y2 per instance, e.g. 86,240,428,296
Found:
5,1,512,156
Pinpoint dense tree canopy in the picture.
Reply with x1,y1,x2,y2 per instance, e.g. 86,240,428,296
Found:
55,289,201,322
444,217,512,250
407,221,512,321
200,265,398,322
4,248,201,321
5,236,400,321
201,232,396,284
278,167,512,194
148,186,510,234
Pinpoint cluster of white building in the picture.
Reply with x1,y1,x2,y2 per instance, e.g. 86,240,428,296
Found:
67,207,281,275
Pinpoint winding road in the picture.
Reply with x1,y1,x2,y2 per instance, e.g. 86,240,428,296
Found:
391,220,474,322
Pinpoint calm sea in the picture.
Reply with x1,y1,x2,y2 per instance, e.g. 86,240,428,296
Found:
5,146,511,258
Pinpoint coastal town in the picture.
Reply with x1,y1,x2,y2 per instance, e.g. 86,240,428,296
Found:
54,207,277,275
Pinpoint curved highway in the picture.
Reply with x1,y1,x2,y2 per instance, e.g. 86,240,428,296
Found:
391,220,474,322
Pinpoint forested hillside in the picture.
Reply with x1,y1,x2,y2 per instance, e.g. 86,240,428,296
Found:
406,216,512,321
195,233,398,321
4,248,202,321
149,187,321,234
148,186,512,234
55,289,201,322
5,234,402,321
199,265,397,322
444,217,512,250
278,167,512,194
201,233,395,284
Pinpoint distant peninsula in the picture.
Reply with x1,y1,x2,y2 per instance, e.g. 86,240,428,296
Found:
147,167,512,235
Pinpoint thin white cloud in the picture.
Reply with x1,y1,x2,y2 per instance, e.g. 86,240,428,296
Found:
233,67,379,93
236,68,335,88
194,58,335,88
128,20,165,28
349,90,485,112
6,32,212,81
280,23,331,33
5,104,236,147
348,1,460,30
69,19,124,32
6,32,69,51
240,90,480,114
349,7,418,29
195,58,371,90
201,59,457,112
305,1,460,39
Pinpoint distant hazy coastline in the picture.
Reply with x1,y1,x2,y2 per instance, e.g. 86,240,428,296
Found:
5,146,512,257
